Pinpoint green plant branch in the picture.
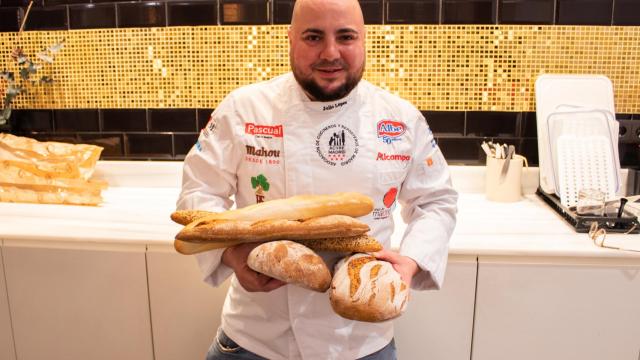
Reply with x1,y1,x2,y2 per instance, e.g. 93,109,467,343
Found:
1,1,63,126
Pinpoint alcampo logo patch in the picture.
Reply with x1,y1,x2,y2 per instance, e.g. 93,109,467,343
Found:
377,120,406,144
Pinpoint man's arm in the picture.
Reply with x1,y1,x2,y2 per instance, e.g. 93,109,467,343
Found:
176,95,242,287
393,112,458,290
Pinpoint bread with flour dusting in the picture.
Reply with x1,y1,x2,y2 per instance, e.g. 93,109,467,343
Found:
330,253,409,322
247,240,331,292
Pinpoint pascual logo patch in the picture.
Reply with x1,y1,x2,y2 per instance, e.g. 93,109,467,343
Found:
315,124,359,166
373,187,398,220
377,120,406,144
245,145,281,165
245,123,283,139
376,152,411,161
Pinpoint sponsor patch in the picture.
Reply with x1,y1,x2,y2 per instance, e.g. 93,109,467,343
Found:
376,152,411,162
245,123,283,139
425,157,434,167
421,148,445,175
315,124,359,166
377,120,406,144
244,145,281,165
373,187,398,220
251,174,270,203
202,115,218,138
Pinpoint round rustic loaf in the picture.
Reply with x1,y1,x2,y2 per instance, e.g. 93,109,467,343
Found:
330,253,409,322
247,240,331,292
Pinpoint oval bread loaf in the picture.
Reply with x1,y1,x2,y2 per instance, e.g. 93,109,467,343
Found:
330,253,409,322
247,240,332,292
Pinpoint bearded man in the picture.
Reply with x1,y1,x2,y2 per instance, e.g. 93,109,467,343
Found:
177,1,458,359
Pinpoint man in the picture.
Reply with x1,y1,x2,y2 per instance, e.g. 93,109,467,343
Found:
177,0,458,359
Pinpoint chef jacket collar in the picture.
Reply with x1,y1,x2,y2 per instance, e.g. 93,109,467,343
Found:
293,80,359,114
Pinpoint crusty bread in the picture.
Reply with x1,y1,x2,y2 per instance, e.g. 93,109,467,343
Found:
173,234,383,255
330,253,409,322
176,215,369,243
247,240,331,292
298,235,382,253
184,192,374,229
170,210,214,225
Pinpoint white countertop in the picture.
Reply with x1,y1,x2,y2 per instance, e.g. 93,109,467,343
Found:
1,161,639,262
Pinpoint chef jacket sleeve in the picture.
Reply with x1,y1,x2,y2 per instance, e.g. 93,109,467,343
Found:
176,94,243,287
397,111,458,291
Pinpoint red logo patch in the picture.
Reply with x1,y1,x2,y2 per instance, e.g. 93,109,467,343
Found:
383,187,398,208
245,123,283,138
377,120,406,144
376,152,411,161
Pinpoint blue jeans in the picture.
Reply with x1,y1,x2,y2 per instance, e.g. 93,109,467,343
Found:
206,329,397,360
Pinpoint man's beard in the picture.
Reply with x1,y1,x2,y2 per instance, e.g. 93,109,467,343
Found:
292,60,364,102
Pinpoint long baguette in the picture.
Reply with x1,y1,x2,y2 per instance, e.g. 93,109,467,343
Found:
171,210,214,225
183,192,374,229
174,235,382,255
176,215,369,243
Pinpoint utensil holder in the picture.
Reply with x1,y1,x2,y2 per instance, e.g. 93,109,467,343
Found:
485,156,524,202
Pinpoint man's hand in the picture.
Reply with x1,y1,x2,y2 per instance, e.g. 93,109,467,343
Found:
373,250,420,287
222,243,286,292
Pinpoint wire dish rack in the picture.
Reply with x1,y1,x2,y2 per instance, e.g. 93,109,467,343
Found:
536,188,640,234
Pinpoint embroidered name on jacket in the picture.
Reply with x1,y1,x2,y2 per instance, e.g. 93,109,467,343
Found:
377,120,406,144
245,123,283,139
376,152,411,161
322,100,347,111
245,145,281,164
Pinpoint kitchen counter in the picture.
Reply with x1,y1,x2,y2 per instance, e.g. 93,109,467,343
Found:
1,161,638,260
1,161,639,360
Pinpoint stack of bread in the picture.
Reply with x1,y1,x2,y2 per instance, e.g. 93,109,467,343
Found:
171,192,410,322
0,133,106,206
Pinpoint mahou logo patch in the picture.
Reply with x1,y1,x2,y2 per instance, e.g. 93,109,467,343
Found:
245,123,283,139
377,120,406,144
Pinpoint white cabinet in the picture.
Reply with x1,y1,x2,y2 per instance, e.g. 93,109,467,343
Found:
473,257,640,360
394,255,477,360
2,242,154,360
146,245,230,360
0,245,16,360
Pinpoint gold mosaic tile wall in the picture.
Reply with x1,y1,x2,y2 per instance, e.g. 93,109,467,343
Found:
1,25,639,112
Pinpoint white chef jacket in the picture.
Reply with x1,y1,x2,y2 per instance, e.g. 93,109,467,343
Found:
177,73,458,360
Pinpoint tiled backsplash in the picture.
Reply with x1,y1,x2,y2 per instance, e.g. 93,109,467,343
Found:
1,0,639,165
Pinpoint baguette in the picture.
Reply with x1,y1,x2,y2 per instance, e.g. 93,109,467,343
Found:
176,215,369,243
171,210,214,225
173,235,382,255
183,192,374,229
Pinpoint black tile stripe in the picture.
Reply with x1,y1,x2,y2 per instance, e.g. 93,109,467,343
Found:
167,1,217,26
6,0,640,29
69,3,116,30
220,0,269,25
15,108,640,166
117,2,166,28
0,7,21,31
148,108,197,132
